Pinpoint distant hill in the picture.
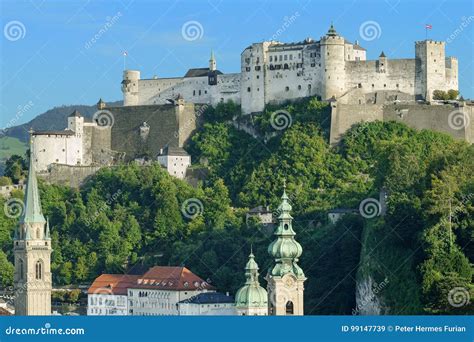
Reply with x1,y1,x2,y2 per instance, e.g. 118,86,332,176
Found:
2,100,122,142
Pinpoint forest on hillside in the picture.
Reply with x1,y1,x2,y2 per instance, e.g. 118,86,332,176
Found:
0,98,472,315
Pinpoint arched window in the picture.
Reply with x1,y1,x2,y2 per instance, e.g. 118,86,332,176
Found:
36,228,40,239
35,260,43,280
286,301,294,315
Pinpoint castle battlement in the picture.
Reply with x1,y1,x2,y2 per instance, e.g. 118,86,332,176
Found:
122,24,458,112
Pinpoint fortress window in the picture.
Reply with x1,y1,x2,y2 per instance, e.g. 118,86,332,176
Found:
290,55,293,60
62,148,65,152
247,87,251,92
255,66,261,71
358,83,362,88
193,90,195,96
56,159,59,162
257,88,260,91
270,56,273,62
246,67,251,72
311,63,315,67
384,84,386,87
279,55,282,61
298,53,301,58
205,90,207,94
199,90,201,96
284,64,289,70
372,84,374,88
298,85,301,90
256,75,260,79
245,57,250,64
284,55,288,60
308,84,311,90
285,86,289,92
396,84,399,88
434,59,436,62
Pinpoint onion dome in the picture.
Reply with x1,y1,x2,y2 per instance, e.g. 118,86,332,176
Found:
235,251,268,309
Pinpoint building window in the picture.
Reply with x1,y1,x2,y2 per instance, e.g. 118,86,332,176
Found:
36,228,40,239
285,86,289,92
35,260,43,280
247,87,251,92
19,259,24,280
255,66,261,71
358,83,362,88
298,85,301,90
193,90,196,96
286,301,294,315
270,56,273,62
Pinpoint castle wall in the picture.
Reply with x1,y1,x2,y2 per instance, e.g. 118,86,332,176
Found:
38,164,103,188
32,134,82,172
345,59,417,99
330,102,473,145
329,103,384,145
109,103,197,160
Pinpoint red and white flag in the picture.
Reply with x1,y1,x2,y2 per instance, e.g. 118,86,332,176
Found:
425,24,432,29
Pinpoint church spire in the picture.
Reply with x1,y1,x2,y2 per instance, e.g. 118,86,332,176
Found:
20,129,46,225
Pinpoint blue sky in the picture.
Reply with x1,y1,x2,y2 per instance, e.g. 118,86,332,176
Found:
0,0,473,128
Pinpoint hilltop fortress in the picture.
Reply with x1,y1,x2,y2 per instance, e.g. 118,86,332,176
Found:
122,24,458,111
30,25,472,187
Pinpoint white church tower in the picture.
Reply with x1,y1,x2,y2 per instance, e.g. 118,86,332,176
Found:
13,131,52,315
266,182,306,315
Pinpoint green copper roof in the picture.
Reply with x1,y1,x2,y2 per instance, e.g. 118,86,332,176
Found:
327,23,338,37
267,183,305,278
20,136,46,225
235,251,268,308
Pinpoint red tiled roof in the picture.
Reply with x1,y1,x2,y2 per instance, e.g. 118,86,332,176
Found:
88,267,214,295
135,266,214,291
87,274,141,295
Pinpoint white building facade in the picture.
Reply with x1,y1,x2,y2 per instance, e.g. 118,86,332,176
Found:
122,25,458,113
157,146,191,179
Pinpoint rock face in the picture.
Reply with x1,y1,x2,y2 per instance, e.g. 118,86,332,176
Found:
354,275,389,315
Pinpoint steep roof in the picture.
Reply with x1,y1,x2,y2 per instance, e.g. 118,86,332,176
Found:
179,292,234,304
87,274,141,295
20,151,46,225
184,68,222,78
159,146,190,157
68,110,82,117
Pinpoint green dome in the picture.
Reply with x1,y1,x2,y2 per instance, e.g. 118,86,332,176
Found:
268,238,302,260
235,251,268,308
235,284,268,308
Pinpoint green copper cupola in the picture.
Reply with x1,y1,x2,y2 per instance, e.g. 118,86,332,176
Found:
235,249,268,310
267,182,304,278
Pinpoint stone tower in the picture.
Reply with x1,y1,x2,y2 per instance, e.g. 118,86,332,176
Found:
122,70,140,106
209,50,216,71
235,249,268,316
415,40,447,101
320,24,346,100
67,110,84,136
13,133,52,315
266,182,306,315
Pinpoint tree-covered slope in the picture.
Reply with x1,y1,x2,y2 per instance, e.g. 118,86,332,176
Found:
0,98,472,315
